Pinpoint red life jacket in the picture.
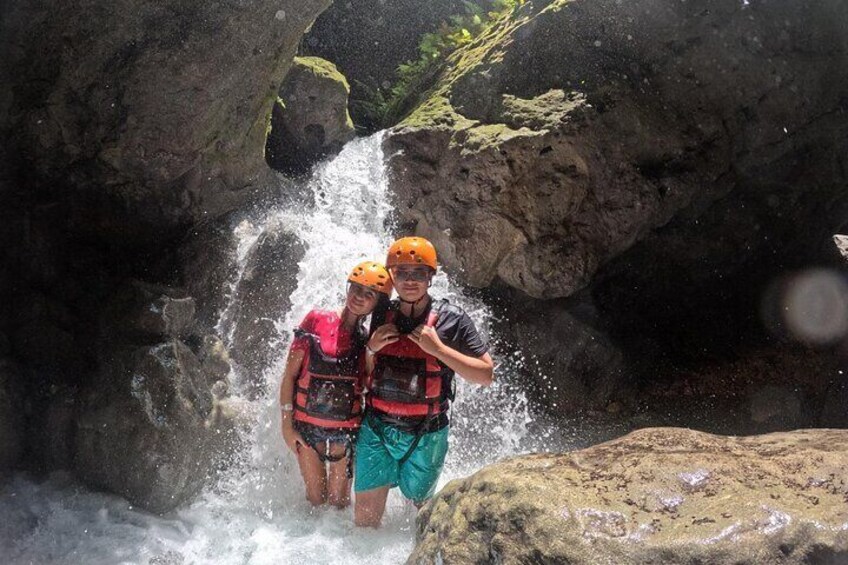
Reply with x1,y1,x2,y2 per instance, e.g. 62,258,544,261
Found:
293,327,365,430
368,300,453,420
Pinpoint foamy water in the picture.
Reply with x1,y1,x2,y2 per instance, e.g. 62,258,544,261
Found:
1,134,563,564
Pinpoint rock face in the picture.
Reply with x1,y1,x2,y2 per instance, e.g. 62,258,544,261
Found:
411,428,848,564
74,340,222,513
301,0,474,129
71,279,238,512
0,359,24,475
0,0,329,504
386,0,848,410
0,0,331,244
265,57,355,174
222,223,304,395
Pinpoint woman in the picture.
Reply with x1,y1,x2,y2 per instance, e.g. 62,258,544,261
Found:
279,260,392,508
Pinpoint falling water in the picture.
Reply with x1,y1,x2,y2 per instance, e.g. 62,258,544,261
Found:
1,133,552,565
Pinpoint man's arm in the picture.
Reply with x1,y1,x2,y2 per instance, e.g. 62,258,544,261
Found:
410,326,494,386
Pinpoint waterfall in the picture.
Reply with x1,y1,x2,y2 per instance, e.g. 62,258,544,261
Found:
1,133,548,565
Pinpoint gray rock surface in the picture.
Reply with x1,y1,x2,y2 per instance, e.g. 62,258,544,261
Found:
0,359,24,475
266,57,355,174
100,280,195,341
388,0,848,300
74,340,226,513
223,223,304,395
386,0,848,412
0,0,331,244
411,428,848,564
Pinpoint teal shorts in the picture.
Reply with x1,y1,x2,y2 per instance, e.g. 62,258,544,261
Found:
354,414,449,503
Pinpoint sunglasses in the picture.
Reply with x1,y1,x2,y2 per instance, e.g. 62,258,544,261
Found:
391,267,432,282
348,283,380,301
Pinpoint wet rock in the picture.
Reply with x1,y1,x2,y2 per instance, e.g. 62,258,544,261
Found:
74,340,224,513
820,378,848,428
196,335,232,383
177,217,240,332
833,235,848,261
411,428,848,564
266,56,355,175
505,295,626,411
386,0,848,414
0,0,332,247
101,280,195,341
223,222,304,395
0,358,24,475
302,0,472,129
748,385,806,433
25,384,79,473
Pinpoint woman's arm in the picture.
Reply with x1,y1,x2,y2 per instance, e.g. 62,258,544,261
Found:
280,348,306,452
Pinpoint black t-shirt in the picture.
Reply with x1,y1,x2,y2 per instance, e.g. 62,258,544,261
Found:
370,297,488,360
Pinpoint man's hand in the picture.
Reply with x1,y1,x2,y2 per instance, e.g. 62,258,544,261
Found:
368,323,400,353
282,420,305,454
409,325,444,357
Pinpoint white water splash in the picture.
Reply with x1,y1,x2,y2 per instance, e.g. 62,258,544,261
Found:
2,133,544,565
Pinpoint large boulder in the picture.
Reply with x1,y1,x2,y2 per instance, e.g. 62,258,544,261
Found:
221,222,304,395
386,0,848,411
0,0,331,245
411,428,848,564
301,0,476,129
265,56,356,174
74,340,227,513
388,0,848,299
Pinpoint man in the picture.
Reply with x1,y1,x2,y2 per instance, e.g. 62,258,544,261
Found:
354,236,494,527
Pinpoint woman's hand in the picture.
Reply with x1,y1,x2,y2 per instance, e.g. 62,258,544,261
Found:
282,419,305,453
368,323,400,353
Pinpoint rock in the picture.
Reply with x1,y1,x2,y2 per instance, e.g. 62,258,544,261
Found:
411,428,848,564
74,340,223,513
833,235,848,262
302,0,473,129
820,378,848,428
101,280,195,342
177,217,240,332
388,0,848,300
196,335,232,383
0,359,24,474
265,56,355,174
23,383,79,473
222,222,304,395
385,0,848,415
0,0,332,247
504,294,627,411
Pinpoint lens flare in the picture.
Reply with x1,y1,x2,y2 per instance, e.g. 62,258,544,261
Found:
781,269,848,345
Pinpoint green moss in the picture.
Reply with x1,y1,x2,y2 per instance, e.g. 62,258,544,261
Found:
396,8,532,132
462,122,546,153
293,56,350,92
501,89,586,130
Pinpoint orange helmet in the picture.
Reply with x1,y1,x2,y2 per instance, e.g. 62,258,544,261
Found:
348,261,393,295
386,237,438,270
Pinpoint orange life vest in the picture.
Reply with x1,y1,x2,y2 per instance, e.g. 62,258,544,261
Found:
368,301,453,421
293,329,365,429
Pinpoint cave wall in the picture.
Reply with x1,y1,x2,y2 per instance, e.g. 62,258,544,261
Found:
0,0,330,494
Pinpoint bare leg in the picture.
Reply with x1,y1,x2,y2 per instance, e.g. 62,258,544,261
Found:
354,486,391,527
295,443,327,507
326,443,352,509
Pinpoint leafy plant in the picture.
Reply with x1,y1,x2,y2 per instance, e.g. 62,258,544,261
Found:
365,0,526,128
